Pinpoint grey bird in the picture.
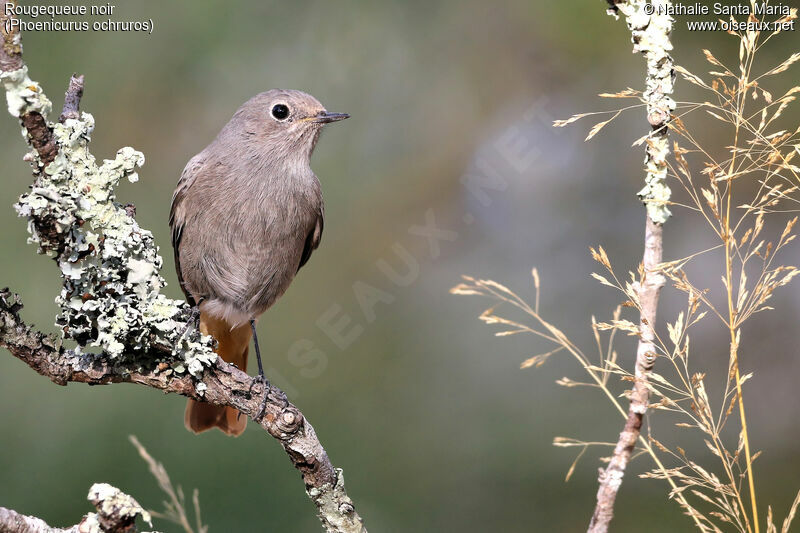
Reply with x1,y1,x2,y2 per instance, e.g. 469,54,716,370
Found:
170,89,348,436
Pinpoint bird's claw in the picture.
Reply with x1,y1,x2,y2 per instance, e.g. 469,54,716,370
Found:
178,306,201,339
250,373,271,422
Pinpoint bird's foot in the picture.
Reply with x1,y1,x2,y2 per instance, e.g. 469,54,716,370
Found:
178,305,201,339
250,373,271,422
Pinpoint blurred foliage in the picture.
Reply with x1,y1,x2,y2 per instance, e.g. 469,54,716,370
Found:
0,1,798,531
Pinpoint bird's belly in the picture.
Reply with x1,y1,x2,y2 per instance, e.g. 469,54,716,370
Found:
191,192,315,321
230,227,305,310
198,241,300,324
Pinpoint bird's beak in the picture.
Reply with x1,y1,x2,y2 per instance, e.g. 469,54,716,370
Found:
310,111,350,124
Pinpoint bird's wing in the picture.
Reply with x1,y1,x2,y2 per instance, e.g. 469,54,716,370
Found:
169,154,206,306
298,205,324,272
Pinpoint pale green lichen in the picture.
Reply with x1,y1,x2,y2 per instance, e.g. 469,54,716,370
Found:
6,66,216,376
637,134,672,224
82,483,156,533
308,469,365,533
0,65,51,118
610,0,675,224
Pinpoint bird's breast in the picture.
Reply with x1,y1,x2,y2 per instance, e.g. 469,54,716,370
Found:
204,173,320,313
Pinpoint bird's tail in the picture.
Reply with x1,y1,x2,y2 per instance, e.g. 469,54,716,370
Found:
184,312,251,436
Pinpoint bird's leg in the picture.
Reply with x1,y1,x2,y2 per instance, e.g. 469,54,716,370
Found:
250,319,271,421
178,305,201,339
251,319,266,379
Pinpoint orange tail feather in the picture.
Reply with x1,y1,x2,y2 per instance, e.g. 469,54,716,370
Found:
184,312,251,436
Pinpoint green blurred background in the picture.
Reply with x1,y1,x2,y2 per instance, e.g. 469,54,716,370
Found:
1,1,798,531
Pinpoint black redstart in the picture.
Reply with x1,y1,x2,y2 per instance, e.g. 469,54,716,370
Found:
170,89,348,435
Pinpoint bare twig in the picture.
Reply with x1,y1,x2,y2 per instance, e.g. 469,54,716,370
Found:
0,4,365,532
59,74,85,122
588,1,675,532
588,219,665,532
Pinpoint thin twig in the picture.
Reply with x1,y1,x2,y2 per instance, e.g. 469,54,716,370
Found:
59,73,84,122
588,1,676,531
588,218,666,532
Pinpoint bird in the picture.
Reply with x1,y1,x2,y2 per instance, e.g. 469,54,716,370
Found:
169,89,348,436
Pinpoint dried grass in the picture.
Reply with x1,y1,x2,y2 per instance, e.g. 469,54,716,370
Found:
455,4,800,531
129,435,208,533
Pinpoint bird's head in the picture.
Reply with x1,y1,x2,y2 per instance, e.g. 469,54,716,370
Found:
228,89,348,168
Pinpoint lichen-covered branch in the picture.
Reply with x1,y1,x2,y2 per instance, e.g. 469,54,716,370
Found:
606,0,675,225
0,290,364,532
588,2,675,532
0,482,151,533
0,5,365,532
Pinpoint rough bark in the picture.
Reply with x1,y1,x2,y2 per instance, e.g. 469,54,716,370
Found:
59,74,84,123
0,483,151,533
0,4,365,532
588,1,674,532
588,219,664,532
0,506,74,533
0,290,364,532
0,4,57,165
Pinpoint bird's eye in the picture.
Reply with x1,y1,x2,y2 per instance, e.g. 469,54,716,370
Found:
271,104,290,120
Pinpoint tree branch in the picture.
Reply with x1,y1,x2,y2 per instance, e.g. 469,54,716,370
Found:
0,4,365,532
588,1,675,532
0,482,152,533
59,74,84,123
0,289,363,532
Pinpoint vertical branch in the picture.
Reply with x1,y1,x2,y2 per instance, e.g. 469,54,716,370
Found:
0,2,22,72
588,1,675,532
59,73,85,122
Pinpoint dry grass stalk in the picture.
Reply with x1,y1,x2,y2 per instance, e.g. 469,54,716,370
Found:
455,1,799,531
130,435,209,533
